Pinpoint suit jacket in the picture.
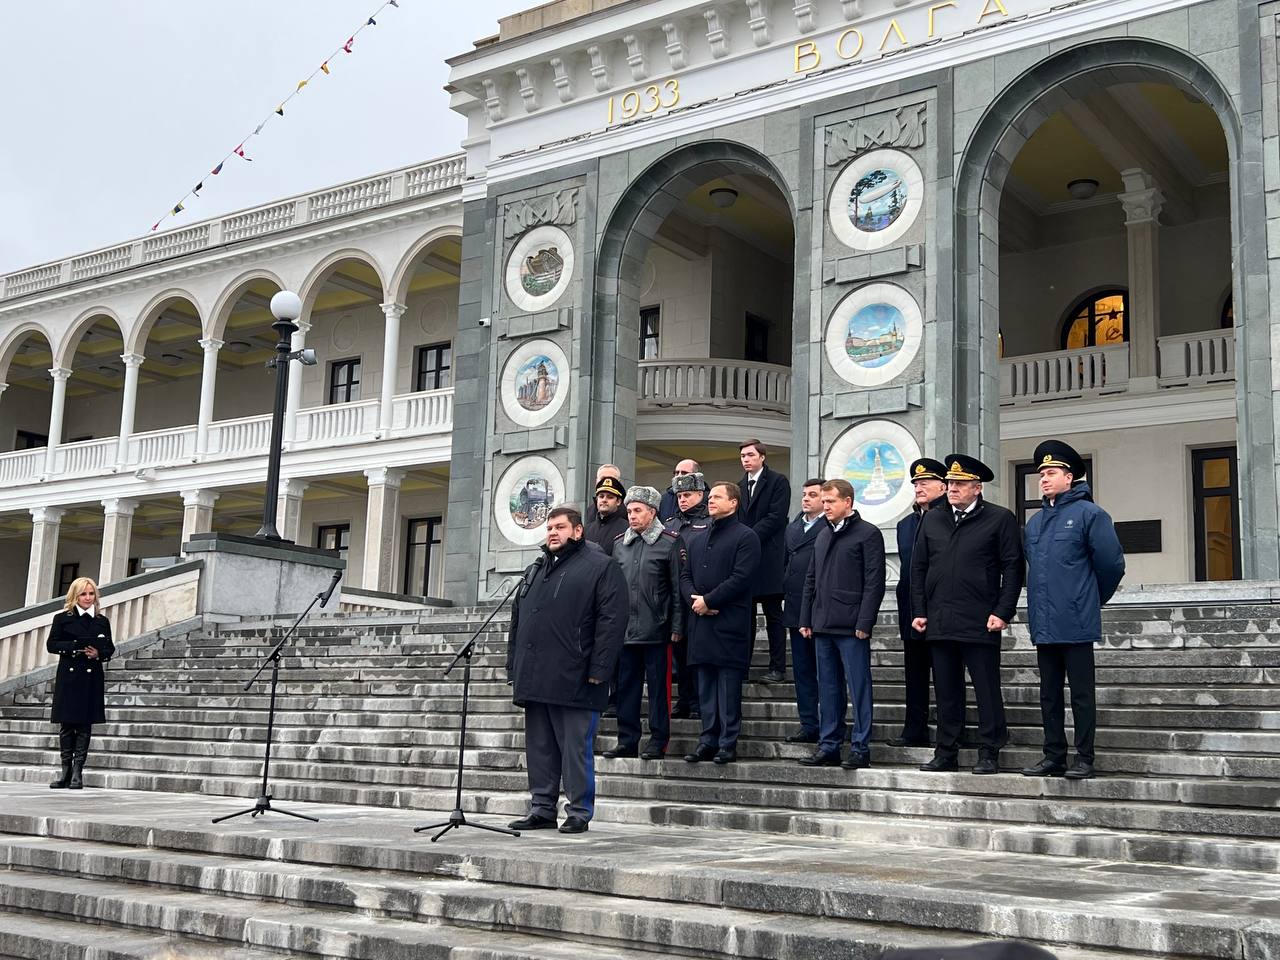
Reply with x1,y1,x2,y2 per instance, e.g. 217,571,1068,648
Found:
782,513,821,628
895,493,947,643
736,464,790,596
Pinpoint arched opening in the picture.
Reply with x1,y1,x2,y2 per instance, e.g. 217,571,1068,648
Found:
0,326,55,454
298,255,386,414
132,294,206,435
60,313,127,449
211,276,285,422
594,143,798,492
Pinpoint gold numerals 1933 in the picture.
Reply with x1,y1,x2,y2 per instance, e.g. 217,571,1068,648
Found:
606,79,680,124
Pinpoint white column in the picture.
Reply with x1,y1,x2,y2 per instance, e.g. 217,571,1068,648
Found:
115,353,144,466
1117,168,1164,383
195,338,223,457
362,466,405,591
26,506,66,604
378,302,407,435
99,498,138,585
44,367,72,475
283,318,312,445
276,478,310,543
180,488,219,551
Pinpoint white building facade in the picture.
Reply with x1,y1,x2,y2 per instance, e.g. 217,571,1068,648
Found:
1,0,1277,607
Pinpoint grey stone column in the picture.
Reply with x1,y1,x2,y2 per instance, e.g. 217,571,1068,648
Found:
180,489,219,551
362,467,405,592
1117,169,1164,384
99,498,138,585
276,479,309,544
26,506,66,604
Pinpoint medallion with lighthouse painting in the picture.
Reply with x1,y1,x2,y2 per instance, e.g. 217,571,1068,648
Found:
823,420,921,525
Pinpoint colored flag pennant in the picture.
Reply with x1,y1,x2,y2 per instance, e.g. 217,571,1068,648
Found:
193,181,203,194
211,162,223,175
253,122,265,135
151,221,161,232
296,79,308,91
343,36,354,52
367,17,376,25
275,104,284,116
235,144,252,161
389,1,398,7
172,202,184,215
320,61,330,75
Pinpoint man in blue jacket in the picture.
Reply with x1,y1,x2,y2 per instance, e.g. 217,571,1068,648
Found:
1022,440,1125,781
781,479,825,744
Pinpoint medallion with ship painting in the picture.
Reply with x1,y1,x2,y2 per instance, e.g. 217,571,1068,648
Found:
825,283,923,387
828,149,924,252
823,420,921,525
505,225,575,312
493,455,566,546
500,340,570,428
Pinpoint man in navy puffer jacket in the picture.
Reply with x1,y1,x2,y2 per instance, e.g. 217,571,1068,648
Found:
1022,440,1125,781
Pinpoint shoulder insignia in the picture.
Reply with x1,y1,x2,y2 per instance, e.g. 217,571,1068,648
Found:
661,529,679,539
613,531,626,540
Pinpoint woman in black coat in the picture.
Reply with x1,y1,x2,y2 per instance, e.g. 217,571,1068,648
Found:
47,577,114,789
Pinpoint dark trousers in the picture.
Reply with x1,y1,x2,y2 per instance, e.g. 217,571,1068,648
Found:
672,638,696,711
931,640,1006,760
753,595,786,673
789,627,819,736
901,634,933,741
1036,643,1097,764
815,633,873,755
616,643,671,751
696,665,745,752
523,702,599,822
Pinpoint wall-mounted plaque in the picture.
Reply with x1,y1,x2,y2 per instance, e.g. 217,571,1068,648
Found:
828,149,924,252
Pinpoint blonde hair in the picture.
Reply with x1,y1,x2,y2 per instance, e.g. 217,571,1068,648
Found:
63,576,99,613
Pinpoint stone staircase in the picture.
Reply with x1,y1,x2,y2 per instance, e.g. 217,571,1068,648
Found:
0,601,1277,958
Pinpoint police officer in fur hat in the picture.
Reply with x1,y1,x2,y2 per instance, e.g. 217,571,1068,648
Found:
665,471,710,718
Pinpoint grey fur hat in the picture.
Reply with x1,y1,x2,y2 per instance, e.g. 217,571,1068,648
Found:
671,472,706,494
624,485,663,509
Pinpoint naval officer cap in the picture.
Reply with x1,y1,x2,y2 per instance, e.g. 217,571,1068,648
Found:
1033,439,1087,480
943,453,995,483
908,458,948,483
595,476,626,500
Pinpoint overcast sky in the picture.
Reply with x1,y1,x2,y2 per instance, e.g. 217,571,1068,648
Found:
0,1,520,274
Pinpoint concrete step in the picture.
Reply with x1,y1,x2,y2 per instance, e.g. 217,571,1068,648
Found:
0,911,287,960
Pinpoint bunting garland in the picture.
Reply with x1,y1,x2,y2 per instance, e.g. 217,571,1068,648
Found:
149,0,401,232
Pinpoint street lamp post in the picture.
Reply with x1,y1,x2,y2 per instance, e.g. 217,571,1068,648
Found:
255,290,315,540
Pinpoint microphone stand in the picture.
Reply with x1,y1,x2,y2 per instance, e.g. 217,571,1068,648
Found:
414,569,532,843
213,569,342,825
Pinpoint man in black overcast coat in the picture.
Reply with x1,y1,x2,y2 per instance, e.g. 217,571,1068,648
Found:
911,454,1024,775
781,478,824,743
507,505,628,835
736,438,791,683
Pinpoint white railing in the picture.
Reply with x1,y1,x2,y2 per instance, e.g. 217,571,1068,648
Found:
638,359,792,414
0,562,201,682
392,388,455,431
130,424,194,465
1000,344,1130,405
0,153,466,301
1158,329,1235,387
53,437,116,476
0,448,44,485
296,399,380,444
208,414,272,457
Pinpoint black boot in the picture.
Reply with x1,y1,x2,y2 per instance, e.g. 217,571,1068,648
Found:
68,727,91,790
49,726,75,789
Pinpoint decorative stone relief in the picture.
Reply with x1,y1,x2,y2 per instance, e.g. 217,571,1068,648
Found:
503,188,579,240
828,148,924,251
662,22,687,70
823,420,921,525
505,226,575,313
746,0,772,46
494,455,565,546
482,78,505,123
824,283,922,387
588,45,610,92
332,313,358,351
516,67,540,112
825,103,927,166
500,339,570,428
704,9,730,58
550,57,574,103
624,33,648,81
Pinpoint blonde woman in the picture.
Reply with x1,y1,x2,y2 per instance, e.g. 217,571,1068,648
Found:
46,577,114,789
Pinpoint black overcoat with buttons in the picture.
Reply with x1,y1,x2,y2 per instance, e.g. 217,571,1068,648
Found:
679,514,761,670
47,609,115,725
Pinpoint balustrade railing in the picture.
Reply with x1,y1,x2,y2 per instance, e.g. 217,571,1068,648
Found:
638,359,792,414
0,448,45,485
1000,344,1130,405
209,415,272,457
54,437,116,476
130,425,193,466
1158,329,1235,386
70,245,132,282
143,225,210,262
296,399,379,444
310,176,394,220
393,389,454,431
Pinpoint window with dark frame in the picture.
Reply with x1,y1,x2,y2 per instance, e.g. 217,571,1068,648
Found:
1221,295,1234,329
57,563,80,597
1060,290,1128,350
403,516,444,597
16,430,48,449
745,313,770,363
327,358,361,404
127,558,142,577
1192,446,1241,582
639,306,661,360
415,342,453,391
316,523,351,559
1013,457,1095,529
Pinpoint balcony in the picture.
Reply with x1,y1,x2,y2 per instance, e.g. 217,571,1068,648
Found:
638,358,792,414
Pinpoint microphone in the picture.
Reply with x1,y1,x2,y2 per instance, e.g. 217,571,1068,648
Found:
319,569,342,608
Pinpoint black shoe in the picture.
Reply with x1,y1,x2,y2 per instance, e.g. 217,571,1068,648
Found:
559,816,590,834
841,752,871,770
760,670,786,684
798,750,841,767
49,762,72,790
972,756,1000,775
689,708,701,719
919,755,958,772
785,729,819,744
684,746,717,763
712,749,737,765
888,735,930,748
602,705,617,718
602,745,638,759
1064,760,1096,780
1022,757,1067,777
507,814,557,830
640,742,666,760
670,703,692,719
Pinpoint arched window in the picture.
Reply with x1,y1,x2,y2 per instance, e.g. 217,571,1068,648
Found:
1060,290,1128,350
1220,294,1233,329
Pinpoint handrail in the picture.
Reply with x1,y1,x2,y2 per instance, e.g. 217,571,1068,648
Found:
638,358,792,413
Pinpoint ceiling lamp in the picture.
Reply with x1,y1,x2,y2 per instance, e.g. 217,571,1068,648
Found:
709,187,739,209
1067,178,1099,201
226,340,253,354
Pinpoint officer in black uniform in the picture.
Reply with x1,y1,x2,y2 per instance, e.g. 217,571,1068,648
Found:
665,471,709,718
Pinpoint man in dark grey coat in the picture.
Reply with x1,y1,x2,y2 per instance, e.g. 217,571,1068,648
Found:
606,485,686,760
737,439,791,683
507,506,628,835
781,479,824,743
665,472,710,719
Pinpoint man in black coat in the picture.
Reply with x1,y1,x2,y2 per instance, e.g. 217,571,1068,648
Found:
781,479,824,743
737,439,791,683
797,479,886,769
911,454,1024,775
665,472,711,718
507,506,628,834
585,476,628,555
606,485,686,760
891,458,948,748
658,458,700,523
680,481,761,765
